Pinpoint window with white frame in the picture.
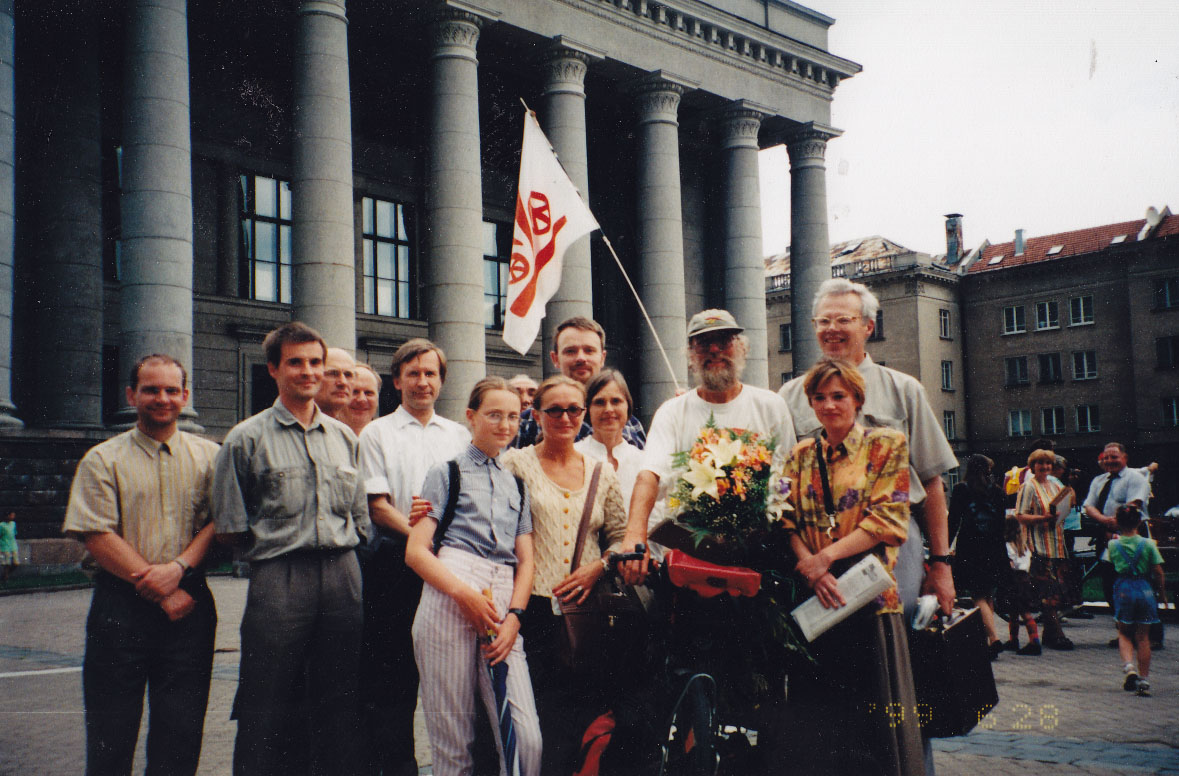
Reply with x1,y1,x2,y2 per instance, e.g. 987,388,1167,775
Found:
1076,404,1100,433
1164,396,1179,427
1003,305,1026,334
1154,278,1179,310
942,410,957,441
1069,295,1094,326
938,308,951,339
361,197,413,318
941,360,954,391
779,323,792,352
1008,409,1033,437
946,467,962,489
1038,352,1062,383
1005,356,1029,386
1158,335,1179,369
241,174,292,303
1072,350,1098,380
482,221,512,329
1035,300,1059,330
1041,406,1065,435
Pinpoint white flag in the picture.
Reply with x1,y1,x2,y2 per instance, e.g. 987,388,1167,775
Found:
502,111,600,355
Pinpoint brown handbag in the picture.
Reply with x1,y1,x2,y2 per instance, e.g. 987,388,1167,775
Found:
556,462,645,678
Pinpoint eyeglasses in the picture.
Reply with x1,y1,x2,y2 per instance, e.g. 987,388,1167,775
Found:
540,405,585,418
690,332,736,351
481,411,520,425
811,315,862,330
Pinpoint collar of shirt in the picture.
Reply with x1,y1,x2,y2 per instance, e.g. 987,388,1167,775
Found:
391,404,448,432
579,435,630,459
130,427,176,456
463,443,502,470
271,396,325,431
819,422,864,463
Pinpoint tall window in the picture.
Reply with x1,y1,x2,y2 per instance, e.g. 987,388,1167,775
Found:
1076,404,1100,433
1072,350,1098,380
1038,352,1062,383
241,174,292,303
938,308,952,339
361,197,413,318
868,309,885,341
1157,335,1179,369
942,410,957,441
1164,397,1179,427
483,221,512,329
1154,277,1179,310
1069,295,1094,326
1005,356,1029,386
779,323,792,352
1003,305,1026,334
1008,409,1032,437
1035,300,1059,330
1041,406,1065,435
941,360,953,391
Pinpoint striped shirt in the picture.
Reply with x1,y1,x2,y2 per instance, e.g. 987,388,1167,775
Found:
62,428,220,564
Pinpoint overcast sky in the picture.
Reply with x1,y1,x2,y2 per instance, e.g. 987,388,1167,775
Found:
758,0,1179,257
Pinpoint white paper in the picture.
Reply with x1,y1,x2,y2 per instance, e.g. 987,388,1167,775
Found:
790,554,893,642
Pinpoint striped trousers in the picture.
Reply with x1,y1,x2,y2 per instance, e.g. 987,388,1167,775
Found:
413,547,542,776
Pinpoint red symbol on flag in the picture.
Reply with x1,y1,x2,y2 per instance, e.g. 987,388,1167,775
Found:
509,190,566,317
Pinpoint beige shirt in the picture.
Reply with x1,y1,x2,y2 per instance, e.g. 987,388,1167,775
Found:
63,428,220,564
502,446,627,598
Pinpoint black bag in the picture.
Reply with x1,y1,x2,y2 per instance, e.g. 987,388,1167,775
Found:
557,463,646,680
909,607,999,737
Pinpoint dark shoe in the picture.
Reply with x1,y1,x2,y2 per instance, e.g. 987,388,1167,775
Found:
1123,665,1139,692
1108,637,1120,648
1017,641,1042,656
1136,678,1152,697
989,640,1004,660
1151,641,1165,650
1004,639,1019,652
1044,636,1075,651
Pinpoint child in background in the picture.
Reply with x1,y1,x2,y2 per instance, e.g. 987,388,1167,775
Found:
997,516,1041,655
0,511,17,583
1110,505,1167,697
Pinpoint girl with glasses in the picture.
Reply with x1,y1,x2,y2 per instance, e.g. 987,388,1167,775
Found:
502,375,628,775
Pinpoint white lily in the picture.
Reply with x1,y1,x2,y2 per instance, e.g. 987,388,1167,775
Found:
683,457,723,500
704,435,743,469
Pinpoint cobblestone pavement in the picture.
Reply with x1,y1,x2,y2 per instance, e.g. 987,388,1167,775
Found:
1,578,1175,774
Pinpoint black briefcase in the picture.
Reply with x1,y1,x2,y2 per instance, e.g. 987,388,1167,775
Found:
909,607,999,738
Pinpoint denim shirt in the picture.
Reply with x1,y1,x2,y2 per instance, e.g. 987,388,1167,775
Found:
212,398,370,561
421,445,532,566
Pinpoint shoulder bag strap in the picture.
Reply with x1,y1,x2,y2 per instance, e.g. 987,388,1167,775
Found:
815,441,838,535
569,461,603,574
433,459,462,555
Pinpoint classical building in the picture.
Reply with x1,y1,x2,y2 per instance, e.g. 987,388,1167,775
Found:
765,235,968,474
952,207,1179,509
0,0,860,543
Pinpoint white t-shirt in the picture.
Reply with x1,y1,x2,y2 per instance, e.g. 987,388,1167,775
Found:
358,405,471,521
640,385,796,502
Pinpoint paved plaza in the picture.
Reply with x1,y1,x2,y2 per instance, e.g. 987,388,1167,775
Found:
1,576,1176,775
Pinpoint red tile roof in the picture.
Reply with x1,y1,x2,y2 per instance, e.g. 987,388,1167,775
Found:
968,212,1179,273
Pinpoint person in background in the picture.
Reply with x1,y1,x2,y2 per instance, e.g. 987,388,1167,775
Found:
0,511,17,582
63,354,219,775
1013,449,1075,651
948,454,1008,658
406,376,541,776
342,363,380,437
315,346,357,423
508,374,539,412
1109,505,1166,697
998,517,1041,655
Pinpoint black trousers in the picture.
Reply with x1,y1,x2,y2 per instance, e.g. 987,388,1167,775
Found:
83,572,216,776
358,537,423,776
233,549,364,776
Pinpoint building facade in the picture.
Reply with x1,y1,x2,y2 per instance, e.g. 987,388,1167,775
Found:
0,0,860,541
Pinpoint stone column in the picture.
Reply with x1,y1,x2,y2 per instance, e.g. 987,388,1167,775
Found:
538,37,602,373
118,0,198,428
292,0,355,351
631,72,695,419
0,0,19,427
718,101,768,388
424,5,496,420
784,122,840,376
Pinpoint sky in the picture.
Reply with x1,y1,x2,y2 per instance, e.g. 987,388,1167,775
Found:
758,0,1179,257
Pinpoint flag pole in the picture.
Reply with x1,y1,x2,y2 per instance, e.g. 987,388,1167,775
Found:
516,100,681,394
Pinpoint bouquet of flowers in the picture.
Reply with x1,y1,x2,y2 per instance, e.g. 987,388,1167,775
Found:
667,414,776,561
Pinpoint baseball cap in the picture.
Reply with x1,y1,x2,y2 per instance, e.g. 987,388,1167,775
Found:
686,309,744,338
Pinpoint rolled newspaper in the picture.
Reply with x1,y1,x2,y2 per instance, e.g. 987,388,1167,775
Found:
790,554,892,642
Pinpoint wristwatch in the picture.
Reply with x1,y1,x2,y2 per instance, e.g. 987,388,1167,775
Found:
928,554,953,566
507,608,527,621
173,557,191,573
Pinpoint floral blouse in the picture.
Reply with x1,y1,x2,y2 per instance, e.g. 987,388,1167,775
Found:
1015,476,1067,559
767,423,910,614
